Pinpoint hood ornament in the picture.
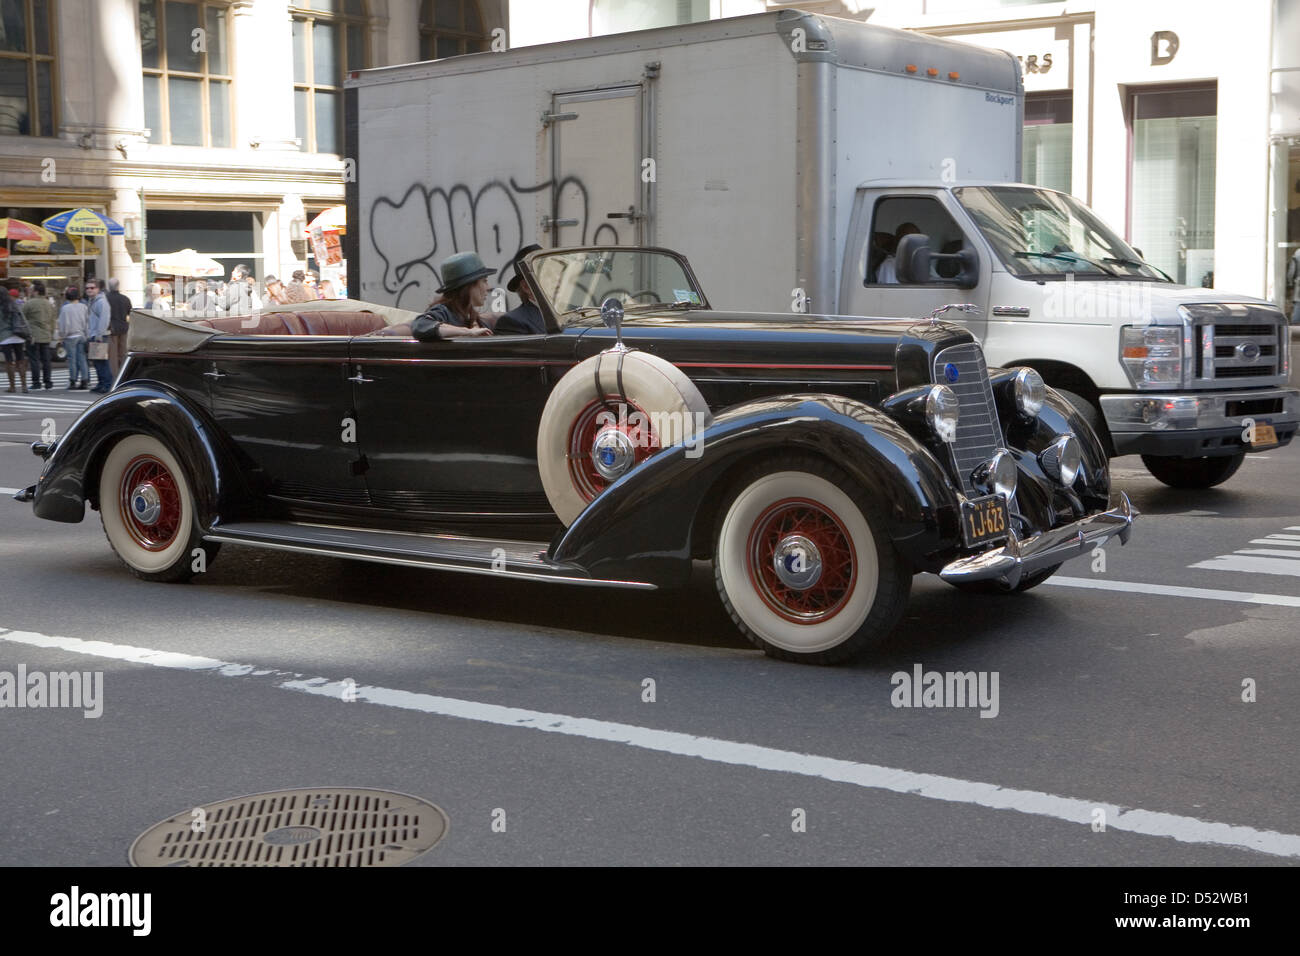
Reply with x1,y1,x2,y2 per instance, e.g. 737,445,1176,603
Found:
926,303,981,326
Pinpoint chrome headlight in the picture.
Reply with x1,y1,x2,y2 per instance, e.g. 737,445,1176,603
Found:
925,385,959,443
1012,367,1046,418
972,449,1017,500
1039,434,1082,487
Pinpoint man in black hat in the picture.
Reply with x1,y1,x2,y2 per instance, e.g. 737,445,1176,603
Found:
493,244,546,336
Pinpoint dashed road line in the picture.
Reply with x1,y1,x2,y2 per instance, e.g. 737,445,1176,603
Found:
1045,576,1300,607
2,625,1299,860
1190,527,1300,578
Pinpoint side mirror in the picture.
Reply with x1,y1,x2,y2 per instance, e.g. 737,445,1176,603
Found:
600,296,626,351
895,233,932,284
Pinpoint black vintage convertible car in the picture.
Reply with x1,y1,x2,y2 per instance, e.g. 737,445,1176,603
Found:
20,246,1135,664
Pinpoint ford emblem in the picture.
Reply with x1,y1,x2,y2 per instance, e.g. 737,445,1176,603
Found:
944,363,960,383
1235,341,1260,363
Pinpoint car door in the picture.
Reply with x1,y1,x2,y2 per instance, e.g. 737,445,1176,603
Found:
201,333,367,510
348,330,572,521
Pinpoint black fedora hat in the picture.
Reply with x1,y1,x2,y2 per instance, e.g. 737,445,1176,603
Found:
506,243,543,292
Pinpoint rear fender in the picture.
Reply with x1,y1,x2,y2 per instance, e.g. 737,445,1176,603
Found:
550,395,962,586
31,386,245,527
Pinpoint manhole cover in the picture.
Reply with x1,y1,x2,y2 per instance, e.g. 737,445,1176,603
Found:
129,788,448,867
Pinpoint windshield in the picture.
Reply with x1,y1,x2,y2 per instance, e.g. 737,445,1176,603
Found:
954,186,1168,281
527,249,705,325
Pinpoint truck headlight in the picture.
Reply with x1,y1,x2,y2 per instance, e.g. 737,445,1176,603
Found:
1120,325,1182,388
926,385,959,443
1013,368,1046,418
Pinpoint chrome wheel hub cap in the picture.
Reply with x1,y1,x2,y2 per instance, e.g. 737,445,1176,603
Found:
591,427,638,481
771,534,822,590
130,483,162,526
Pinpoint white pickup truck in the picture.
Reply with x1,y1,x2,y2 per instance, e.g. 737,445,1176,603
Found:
345,9,1298,487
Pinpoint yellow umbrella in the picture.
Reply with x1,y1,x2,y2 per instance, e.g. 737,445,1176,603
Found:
42,207,125,237
0,218,56,242
14,235,101,255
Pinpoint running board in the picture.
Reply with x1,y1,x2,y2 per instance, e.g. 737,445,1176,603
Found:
204,521,656,589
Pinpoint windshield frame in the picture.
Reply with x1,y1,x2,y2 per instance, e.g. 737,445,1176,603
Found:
953,185,1169,282
519,246,712,329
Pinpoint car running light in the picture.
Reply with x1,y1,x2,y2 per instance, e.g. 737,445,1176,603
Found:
926,385,960,443
1039,435,1082,486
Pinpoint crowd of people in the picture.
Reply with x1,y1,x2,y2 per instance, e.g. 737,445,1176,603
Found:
144,266,343,315
1,277,130,393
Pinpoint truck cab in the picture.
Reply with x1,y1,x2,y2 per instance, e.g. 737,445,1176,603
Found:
839,181,1300,488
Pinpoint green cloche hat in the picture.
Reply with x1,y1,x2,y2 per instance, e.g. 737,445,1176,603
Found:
436,251,494,294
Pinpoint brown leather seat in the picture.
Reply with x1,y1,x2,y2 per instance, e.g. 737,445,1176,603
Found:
295,312,389,336
190,311,388,336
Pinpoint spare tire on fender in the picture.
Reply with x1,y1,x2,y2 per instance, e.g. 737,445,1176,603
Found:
538,349,712,526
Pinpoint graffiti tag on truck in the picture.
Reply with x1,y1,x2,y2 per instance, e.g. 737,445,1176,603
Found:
367,176,618,309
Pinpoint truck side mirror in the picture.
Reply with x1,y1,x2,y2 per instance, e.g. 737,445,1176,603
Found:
895,234,932,284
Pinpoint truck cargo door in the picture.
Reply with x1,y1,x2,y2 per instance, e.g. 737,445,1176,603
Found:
545,86,650,247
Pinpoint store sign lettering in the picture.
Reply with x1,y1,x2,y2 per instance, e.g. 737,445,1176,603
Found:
1015,53,1052,75
1151,31,1179,66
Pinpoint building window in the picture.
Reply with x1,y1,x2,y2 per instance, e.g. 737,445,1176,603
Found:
0,0,56,136
591,0,708,36
419,0,485,60
139,0,232,147
1129,84,1217,286
1023,92,1071,195
293,0,367,154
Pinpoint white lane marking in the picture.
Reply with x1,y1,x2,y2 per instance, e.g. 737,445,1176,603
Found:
1190,556,1300,578
1251,538,1300,547
1253,534,1300,541
1046,576,1300,608
1237,549,1300,559
2,626,1299,860
0,487,22,494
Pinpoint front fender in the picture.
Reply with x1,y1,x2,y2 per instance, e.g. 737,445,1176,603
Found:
550,394,963,586
31,386,243,527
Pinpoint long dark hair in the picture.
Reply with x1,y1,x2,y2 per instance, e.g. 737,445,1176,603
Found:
430,285,481,327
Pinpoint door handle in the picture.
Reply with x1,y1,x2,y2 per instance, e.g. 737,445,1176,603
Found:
606,206,641,221
540,216,578,230
203,365,227,380
348,366,374,384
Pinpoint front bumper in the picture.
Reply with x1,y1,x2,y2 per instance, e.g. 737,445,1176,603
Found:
939,492,1137,588
1100,388,1300,456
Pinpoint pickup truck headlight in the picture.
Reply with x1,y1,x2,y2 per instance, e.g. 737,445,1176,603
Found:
926,385,960,443
1120,325,1182,388
1013,368,1046,418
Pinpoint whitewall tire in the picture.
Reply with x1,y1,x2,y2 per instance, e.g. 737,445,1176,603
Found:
98,434,214,582
714,459,910,664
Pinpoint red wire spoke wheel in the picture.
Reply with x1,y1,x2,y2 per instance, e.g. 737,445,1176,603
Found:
119,455,183,551
714,459,911,664
746,497,857,623
566,396,659,502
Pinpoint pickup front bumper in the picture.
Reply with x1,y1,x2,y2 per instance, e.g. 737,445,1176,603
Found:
939,492,1137,588
1100,387,1300,457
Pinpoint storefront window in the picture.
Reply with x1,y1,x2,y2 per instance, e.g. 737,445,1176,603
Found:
1129,84,1217,287
0,0,56,136
139,0,232,147
144,209,259,293
591,0,708,37
292,0,367,154
419,0,485,60
1022,92,1071,195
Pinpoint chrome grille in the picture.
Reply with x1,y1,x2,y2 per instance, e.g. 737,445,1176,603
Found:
1183,303,1288,385
932,343,1002,496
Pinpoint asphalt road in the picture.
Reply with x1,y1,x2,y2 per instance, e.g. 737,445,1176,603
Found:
0,383,1297,866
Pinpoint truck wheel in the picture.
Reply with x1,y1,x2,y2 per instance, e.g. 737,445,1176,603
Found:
949,563,1062,595
538,350,711,525
713,458,911,664
1141,452,1245,489
98,434,217,581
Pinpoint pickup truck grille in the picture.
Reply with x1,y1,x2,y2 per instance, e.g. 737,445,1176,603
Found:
1183,304,1288,386
932,343,1002,496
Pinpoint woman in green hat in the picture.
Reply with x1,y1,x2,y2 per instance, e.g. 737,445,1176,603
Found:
412,252,495,341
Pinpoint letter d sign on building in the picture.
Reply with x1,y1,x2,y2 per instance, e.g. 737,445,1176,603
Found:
1150,31,1179,66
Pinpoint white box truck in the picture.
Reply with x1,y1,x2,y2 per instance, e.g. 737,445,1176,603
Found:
345,9,1298,488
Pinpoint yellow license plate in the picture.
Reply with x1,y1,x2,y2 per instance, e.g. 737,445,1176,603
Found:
961,495,1010,548
1251,422,1278,448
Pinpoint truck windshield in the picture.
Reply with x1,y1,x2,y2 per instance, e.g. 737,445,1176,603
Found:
954,186,1168,281
527,249,705,325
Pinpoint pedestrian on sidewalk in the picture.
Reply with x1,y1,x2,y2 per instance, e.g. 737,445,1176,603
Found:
58,286,90,389
23,280,56,390
1,285,32,393
106,277,133,377
85,278,113,393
